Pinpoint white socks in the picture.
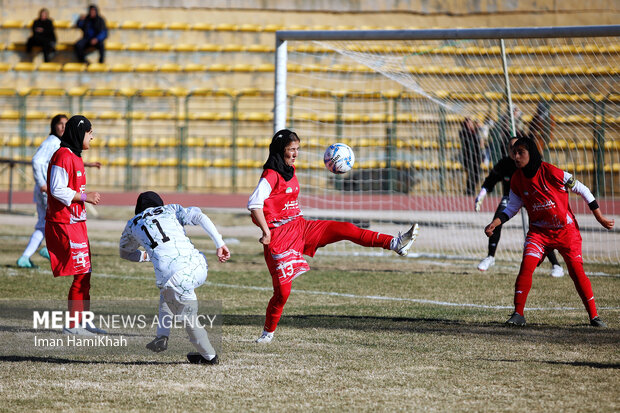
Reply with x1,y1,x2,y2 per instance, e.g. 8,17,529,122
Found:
22,229,44,258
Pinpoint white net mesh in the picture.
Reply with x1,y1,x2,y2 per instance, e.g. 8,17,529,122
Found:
280,33,620,264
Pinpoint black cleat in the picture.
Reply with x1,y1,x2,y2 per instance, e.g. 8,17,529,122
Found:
187,352,219,365
146,336,168,352
590,317,607,328
506,312,526,326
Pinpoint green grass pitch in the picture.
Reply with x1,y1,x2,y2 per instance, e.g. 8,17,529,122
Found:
0,206,618,411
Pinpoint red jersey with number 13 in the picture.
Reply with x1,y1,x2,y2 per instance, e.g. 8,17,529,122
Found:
255,168,302,228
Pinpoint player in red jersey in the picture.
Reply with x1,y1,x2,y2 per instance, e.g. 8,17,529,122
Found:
485,137,614,327
45,115,103,335
248,129,419,343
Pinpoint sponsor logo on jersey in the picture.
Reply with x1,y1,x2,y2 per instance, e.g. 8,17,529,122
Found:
532,200,556,211
77,171,82,177
285,187,292,193
70,241,88,249
282,200,299,210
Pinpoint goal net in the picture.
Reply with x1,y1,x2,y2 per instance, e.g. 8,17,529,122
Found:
274,26,620,264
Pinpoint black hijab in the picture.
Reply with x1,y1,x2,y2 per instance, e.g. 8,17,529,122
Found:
50,114,67,138
135,191,164,215
60,115,91,157
263,129,299,182
513,136,542,179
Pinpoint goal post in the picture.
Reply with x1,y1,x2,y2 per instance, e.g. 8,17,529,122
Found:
273,25,620,264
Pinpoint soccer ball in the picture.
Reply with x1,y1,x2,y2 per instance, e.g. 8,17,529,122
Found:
324,143,355,174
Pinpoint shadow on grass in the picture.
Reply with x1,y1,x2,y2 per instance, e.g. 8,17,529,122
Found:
224,314,620,345
481,358,620,370
0,355,184,365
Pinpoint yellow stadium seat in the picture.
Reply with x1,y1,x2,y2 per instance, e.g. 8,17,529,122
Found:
143,21,165,30
86,63,109,72
120,21,142,29
39,63,62,72
132,158,158,167
168,22,189,30
237,159,260,168
148,112,174,121
191,23,214,31
255,63,275,72
199,44,221,52
98,111,123,120
213,158,233,167
106,21,120,29
207,64,231,72
222,44,244,52
238,24,261,32
2,20,23,28
14,62,35,71
63,63,87,72
105,41,124,51
107,138,128,147
186,137,204,147
127,42,149,51
185,158,211,168
135,63,157,72
262,24,284,32
0,62,9,72
214,23,237,31
174,44,198,52
160,63,182,72
239,112,272,122
152,43,173,52
132,137,151,147
184,63,206,72
1,110,19,120
156,137,177,146
231,64,254,72
192,112,219,121
286,24,308,30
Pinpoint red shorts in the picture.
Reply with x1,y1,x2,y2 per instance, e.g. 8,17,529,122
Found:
524,223,583,265
264,218,333,286
45,221,91,277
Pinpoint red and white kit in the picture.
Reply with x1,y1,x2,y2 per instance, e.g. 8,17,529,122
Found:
249,167,394,332
45,147,91,277
503,162,599,318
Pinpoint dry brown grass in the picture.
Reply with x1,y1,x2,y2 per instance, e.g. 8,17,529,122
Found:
0,210,618,411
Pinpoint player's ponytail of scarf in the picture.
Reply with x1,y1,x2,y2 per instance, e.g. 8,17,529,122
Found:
514,136,542,179
49,114,67,138
263,129,299,182
135,191,164,215
60,115,91,157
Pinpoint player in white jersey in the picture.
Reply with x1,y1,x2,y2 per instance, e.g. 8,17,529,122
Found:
119,191,230,364
17,114,100,268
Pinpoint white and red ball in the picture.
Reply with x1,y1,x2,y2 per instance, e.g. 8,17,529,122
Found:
323,143,355,174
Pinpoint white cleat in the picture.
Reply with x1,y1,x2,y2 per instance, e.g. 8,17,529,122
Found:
255,331,274,344
393,223,419,256
84,322,108,334
62,326,96,336
477,256,495,271
550,265,564,278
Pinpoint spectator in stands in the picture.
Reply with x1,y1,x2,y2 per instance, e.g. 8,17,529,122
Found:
459,117,482,196
26,8,56,62
75,4,108,64
528,100,555,157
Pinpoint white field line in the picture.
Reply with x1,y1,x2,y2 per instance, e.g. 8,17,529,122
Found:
30,269,617,312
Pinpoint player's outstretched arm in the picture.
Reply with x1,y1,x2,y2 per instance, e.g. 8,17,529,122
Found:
592,208,615,230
